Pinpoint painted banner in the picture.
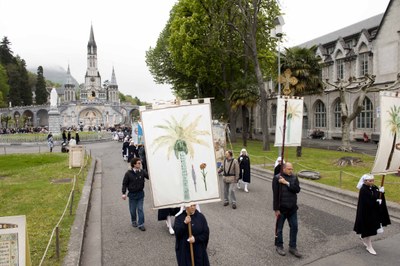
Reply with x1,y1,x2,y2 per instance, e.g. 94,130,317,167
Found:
131,121,144,145
141,103,220,208
274,96,304,147
371,92,400,174
212,122,227,168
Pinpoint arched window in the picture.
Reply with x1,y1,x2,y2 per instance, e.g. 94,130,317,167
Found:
315,100,326,127
334,100,341,128
271,104,277,127
356,97,373,128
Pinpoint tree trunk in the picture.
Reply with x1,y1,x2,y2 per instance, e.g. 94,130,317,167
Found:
339,119,353,151
241,105,247,147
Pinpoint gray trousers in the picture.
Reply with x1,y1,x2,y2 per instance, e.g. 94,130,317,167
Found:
223,182,236,203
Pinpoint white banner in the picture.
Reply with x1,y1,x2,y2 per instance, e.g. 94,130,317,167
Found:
274,96,304,147
141,104,220,208
371,92,400,174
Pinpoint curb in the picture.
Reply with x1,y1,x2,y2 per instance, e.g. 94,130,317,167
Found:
62,158,98,266
252,165,400,222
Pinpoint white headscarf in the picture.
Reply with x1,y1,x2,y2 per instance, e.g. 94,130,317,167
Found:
240,148,247,156
356,173,374,189
175,203,201,216
274,156,285,167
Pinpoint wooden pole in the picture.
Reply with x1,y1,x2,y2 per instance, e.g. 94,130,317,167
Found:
275,97,288,239
186,207,195,266
379,174,385,199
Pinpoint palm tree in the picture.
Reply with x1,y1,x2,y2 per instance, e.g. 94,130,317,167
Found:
230,79,260,147
385,105,400,170
279,45,323,96
152,114,210,201
285,101,302,143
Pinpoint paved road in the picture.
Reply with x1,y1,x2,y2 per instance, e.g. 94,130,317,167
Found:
83,141,399,266
3,139,399,265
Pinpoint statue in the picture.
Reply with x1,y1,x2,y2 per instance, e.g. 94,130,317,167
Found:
50,88,58,107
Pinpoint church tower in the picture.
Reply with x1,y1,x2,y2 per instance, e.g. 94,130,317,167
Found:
81,25,106,102
107,67,119,103
63,64,76,102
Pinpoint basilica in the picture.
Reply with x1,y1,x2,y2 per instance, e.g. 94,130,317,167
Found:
0,25,138,131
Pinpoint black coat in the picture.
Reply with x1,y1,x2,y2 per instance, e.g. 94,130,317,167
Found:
354,184,391,238
272,172,301,214
174,210,210,266
238,155,251,183
121,169,149,194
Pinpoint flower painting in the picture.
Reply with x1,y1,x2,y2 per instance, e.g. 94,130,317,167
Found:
141,103,220,208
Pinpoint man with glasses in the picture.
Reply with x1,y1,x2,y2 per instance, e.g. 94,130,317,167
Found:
272,162,302,258
122,158,149,231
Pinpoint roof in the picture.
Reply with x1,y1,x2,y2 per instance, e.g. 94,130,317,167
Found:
297,13,384,48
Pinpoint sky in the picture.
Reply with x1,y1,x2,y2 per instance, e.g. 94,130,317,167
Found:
0,0,391,102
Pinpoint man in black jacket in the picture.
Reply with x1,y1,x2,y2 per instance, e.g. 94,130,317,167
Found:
122,157,149,231
272,162,302,258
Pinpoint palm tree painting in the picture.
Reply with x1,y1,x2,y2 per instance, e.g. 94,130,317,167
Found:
285,100,302,143
152,114,210,201
385,105,400,170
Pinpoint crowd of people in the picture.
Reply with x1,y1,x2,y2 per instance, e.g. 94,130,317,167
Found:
118,139,391,265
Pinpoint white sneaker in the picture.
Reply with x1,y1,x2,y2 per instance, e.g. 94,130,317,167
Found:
244,187,249,193
237,183,241,189
169,226,175,235
366,246,376,255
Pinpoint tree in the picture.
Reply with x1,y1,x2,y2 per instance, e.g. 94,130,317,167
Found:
0,64,10,107
0,37,15,65
280,46,323,96
230,78,260,147
18,59,32,105
324,74,400,151
35,66,48,105
227,0,280,150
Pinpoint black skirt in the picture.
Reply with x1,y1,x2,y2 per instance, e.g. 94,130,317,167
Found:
158,207,180,221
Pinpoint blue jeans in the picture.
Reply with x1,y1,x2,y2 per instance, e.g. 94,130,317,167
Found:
275,210,298,248
128,190,145,227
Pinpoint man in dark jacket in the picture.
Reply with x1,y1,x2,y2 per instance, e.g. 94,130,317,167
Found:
122,157,149,231
272,162,302,258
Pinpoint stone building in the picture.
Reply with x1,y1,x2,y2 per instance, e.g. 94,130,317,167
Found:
0,25,139,130
247,0,400,142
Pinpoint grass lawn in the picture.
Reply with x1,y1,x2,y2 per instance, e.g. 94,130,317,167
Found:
231,140,400,204
0,152,90,266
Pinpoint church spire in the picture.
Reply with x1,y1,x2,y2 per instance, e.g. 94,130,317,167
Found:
110,66,117,85
65,64,73,85
87,24,97,54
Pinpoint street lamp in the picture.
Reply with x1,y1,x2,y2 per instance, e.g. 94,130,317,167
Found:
273,16,284,95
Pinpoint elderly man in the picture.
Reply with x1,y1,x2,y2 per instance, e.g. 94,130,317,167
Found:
272,162,302,258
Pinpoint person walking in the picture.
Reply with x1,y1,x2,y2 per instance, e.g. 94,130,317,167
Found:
122,137,130,161
174,204,210,266
237,148,251,192
272,162,302,258
354,174,391,255
122,158,149,231
47,132,54,152
222,150,239,209
75,131,80,145
62,130,67,143
127,140,137,164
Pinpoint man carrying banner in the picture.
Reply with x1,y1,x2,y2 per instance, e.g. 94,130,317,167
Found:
272,162,302,258
174,204,210,266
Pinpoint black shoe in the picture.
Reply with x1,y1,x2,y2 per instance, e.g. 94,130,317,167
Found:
132,222,138,227
232,203,237,209
223,202,229,206
276,247,286,256
289,248,302,258
138,226,146,231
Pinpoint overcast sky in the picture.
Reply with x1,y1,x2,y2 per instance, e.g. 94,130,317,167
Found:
0,0,390,102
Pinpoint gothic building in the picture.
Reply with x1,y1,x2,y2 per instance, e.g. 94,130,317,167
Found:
247,0,400,142
0,25,138,130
